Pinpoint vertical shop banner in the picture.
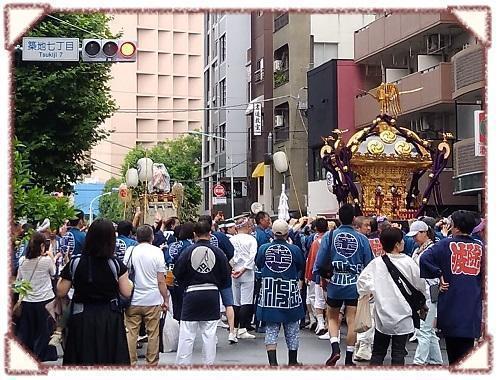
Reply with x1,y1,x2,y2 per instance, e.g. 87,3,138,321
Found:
474,110,486,157
253,103,262,136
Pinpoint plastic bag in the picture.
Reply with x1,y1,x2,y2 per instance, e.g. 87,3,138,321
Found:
354,294,372,333
162,310,179,353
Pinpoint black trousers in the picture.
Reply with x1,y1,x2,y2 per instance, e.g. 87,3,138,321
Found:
370,329,409,366
445,336,475,365
16,299,58,362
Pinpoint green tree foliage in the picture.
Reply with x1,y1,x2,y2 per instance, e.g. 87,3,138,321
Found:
15,13,118,193
122,134,202,221
98,177,125,222
13,138,75,229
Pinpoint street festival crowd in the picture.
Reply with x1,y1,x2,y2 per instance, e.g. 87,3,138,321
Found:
11,204,485,367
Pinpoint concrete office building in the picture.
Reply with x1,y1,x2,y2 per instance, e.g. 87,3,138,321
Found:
270,13,375,216
90,12,204,182
201,13,251,218
354,11,485,213
246,11,274,214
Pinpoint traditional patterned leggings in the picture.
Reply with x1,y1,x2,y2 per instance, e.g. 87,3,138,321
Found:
264,321,300,350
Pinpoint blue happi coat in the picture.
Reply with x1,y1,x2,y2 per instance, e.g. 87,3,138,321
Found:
419,235,484,338
164,239,193,267
313,225,373,300
60,227,86,257
115,235,138,261
209,231,234,261
256,239,305,323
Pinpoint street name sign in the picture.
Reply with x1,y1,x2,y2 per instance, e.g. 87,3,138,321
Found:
22,37,79,61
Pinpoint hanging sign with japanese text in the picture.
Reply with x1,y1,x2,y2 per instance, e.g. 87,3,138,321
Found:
253,103,262,136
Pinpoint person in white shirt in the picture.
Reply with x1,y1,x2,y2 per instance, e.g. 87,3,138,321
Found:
230,217,258,339
123,225,169,365
357,227,427,366
407,220,443,366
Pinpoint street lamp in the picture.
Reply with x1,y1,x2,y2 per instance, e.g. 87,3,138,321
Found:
89,187,119,225
188,130,234,218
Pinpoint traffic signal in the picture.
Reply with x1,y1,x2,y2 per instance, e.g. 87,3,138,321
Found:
81,39,137,62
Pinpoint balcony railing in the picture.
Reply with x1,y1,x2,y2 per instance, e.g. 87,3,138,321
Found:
354,62,453,128
354,12,458,62
452,44,485,99
274,13,289,32
254,69,264,83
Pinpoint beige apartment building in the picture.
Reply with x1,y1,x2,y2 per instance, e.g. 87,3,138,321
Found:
91,12,204,182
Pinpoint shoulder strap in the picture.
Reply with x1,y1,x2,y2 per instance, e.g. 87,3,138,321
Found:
127,246,136,271
381,255,421,309
108,258,120,282
27,257,42,282
69,255,81,283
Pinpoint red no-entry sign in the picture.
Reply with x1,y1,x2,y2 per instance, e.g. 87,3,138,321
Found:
213,184,226,197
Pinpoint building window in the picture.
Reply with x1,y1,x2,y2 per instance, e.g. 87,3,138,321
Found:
220,79,226,106
274,12,289,32
204,180,209,210
254,57,264,82
313,42,339,68
274,45,289,88
220,34,226,62
312,148,327,181
274,102,289,143
220,123,226,151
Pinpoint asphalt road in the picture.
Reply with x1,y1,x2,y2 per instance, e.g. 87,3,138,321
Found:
47,322,449,367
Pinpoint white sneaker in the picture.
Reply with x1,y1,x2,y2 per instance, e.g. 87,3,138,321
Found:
318,331,330,340
217,320,229,328
315,321,327,336
237,328,256,339
48,331,63,346
228,332,238,344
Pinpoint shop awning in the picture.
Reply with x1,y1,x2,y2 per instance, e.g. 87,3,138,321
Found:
251,162,265,178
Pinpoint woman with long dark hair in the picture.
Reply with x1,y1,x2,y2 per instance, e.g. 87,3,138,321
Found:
16,231,58,361
57,219,133,365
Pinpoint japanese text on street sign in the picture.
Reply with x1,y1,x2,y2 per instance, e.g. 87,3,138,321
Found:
253,103,262,136
22,37,79,61
474,110,486,157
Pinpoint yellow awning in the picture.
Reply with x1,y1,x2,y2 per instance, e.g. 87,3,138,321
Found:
251,162,265,178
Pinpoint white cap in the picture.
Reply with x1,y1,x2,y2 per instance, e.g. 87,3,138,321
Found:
272,219,289,237
406,220,429,237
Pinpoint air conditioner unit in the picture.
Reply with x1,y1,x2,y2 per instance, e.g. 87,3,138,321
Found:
274,60,283,72
275,114,284,127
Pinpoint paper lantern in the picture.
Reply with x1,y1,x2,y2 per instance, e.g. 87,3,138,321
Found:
118,183,131,203
137,157,153,182
125,168,139,187
273,151,288,173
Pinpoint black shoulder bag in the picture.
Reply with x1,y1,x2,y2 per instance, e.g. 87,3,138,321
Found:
381,254,427,329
